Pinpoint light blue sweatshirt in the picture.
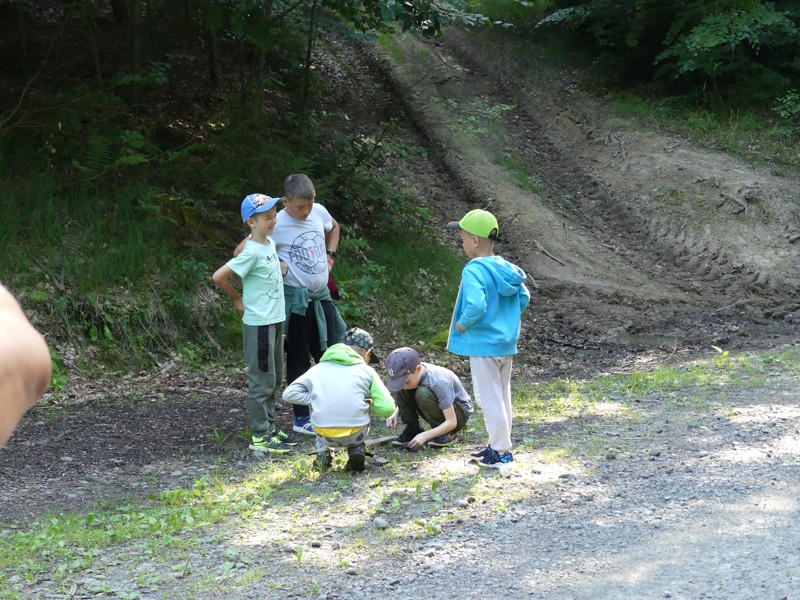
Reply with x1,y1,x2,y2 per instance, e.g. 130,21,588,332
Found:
447,255,530,357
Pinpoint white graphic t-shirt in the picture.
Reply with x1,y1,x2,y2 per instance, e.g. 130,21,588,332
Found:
273,204,333,292
226,238,285,326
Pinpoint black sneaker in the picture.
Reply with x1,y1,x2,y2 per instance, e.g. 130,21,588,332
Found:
427,433,457,447
344,444,366,472
470,445,492,458
391,424,424,446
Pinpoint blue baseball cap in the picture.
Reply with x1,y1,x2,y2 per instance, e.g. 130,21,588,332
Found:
241,194,281,223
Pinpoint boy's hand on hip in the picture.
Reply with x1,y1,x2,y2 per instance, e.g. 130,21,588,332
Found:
455,323,465,333
234,298,244,314
407,432,427,450
280,260,288,277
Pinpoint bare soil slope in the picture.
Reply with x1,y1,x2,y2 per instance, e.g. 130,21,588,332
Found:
351,29,800,356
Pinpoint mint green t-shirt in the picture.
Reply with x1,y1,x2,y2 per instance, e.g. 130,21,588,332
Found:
226,239,285,326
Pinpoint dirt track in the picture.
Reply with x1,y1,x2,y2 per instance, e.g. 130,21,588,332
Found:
354,29,800,359
2,26,800,600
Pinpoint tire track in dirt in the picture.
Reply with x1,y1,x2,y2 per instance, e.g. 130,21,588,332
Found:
332,30,799,351
436,29,800,324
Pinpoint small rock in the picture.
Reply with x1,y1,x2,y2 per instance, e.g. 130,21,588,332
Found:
372,517,390,530
60,456,74,463
311,540,322,548
605,452,617,460
467,496,477,504
456,498,469,507
649,449,661,457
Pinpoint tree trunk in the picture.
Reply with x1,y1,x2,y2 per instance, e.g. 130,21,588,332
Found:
110,0,129,25
128,0,143,74
299,0,320,117
15,0,28,76
86,1,104,87
207,28,219,88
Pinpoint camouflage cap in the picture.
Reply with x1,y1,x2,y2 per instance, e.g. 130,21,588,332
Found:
341,327,380,364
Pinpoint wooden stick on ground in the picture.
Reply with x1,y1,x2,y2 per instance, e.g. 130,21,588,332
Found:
535,240,566,266
719,192,747,214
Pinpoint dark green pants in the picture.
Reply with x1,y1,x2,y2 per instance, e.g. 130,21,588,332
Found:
243,322,284,439
392,385,469,433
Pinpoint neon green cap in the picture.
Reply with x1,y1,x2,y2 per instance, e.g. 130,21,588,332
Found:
445,209,501,241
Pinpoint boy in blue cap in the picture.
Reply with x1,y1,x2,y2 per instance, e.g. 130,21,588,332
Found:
213,194,294,454
234,174,346,436
446,209,530,468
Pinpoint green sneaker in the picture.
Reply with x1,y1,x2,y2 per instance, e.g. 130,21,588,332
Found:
272,430,299,446
249,435,292,454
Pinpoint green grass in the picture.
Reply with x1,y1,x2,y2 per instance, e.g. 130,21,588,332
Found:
334,229,465,343
2,345,797,596
377,33,407,65
514,345,800,423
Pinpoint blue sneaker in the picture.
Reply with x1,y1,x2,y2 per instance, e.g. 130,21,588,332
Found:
476,447,513,468
292,416,315,436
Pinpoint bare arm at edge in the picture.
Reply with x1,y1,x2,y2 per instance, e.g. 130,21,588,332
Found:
0,283,51,446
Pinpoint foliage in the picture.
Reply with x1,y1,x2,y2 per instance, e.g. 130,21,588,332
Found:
530,0,800,108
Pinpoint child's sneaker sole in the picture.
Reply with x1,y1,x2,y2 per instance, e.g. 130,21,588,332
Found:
249,444,291,454
427,434,457,447
477,457,513,469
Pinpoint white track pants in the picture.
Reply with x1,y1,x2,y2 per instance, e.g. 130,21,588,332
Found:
469,355,514,453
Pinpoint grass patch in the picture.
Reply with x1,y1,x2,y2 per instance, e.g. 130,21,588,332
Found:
334,229,465,343
514,345,800,424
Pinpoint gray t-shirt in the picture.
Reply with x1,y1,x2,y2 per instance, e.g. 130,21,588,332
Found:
273,204,333,292
420,363,473,415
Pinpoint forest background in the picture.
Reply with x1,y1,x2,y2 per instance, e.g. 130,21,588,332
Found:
1,0,798,378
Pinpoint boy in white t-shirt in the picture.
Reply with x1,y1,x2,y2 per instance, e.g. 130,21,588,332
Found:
213,194,295,454
235,174,347,436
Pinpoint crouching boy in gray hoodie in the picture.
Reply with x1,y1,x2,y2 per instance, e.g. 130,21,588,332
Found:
282,327,396,472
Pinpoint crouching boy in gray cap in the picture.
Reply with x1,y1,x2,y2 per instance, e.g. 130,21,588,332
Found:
282,327,396,471
385,347,473,450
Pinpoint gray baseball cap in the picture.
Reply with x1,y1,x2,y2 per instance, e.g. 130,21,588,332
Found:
386,347,421,392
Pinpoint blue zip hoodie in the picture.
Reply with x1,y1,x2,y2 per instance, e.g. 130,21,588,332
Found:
447,256,530,357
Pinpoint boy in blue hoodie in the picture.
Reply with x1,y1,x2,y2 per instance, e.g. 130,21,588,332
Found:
446,209,530,468
282,327,396,472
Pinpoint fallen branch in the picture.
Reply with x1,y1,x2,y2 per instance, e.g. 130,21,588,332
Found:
612,132,626,160
718,192,747,214
711,300,750,315
365,435,399,447
535,240,566,266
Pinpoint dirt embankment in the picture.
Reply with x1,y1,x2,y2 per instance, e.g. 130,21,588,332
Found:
346,29,800,362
